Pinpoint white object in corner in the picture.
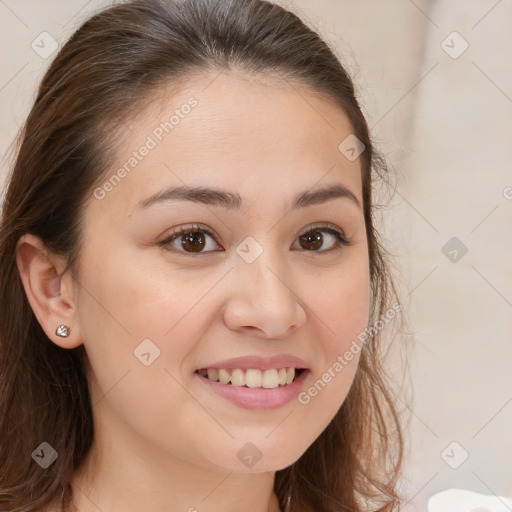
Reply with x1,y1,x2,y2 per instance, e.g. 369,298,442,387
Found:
428,488,512,512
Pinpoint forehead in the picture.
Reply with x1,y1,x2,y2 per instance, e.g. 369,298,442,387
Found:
91,69,363,216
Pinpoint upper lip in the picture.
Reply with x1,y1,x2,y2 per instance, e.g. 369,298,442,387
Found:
195,354,309,371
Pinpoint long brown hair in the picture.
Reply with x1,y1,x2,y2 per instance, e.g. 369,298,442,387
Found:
0,1,407,510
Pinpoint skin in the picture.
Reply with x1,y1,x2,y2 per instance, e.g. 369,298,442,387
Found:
16,69,370,512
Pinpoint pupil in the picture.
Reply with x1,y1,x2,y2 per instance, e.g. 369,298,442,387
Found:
182,231,205,252
301,231,322,250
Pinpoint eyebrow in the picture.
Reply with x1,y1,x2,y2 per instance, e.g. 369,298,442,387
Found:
136,183,361,211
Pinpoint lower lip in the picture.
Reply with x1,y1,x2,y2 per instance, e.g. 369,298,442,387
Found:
194,370,309,410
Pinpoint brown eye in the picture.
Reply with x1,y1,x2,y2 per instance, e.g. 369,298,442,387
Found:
298,230,323,251
158,224,221,255
180,231,206,252
293,225,350,253
158,223,350,257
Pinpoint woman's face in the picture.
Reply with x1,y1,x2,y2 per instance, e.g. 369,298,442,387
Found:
73,70,370,472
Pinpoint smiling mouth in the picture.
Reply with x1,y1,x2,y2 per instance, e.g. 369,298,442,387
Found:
195,367,306,388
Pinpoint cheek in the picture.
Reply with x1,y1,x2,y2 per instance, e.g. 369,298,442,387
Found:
293,251,369,434
76,253,222,463
75,247,203,389
304,249,370,355
80,244,214,339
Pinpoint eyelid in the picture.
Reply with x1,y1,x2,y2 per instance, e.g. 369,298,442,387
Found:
296,221,348,240
161,222,222,243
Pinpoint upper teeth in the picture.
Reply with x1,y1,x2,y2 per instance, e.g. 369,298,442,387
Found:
198,367,297,388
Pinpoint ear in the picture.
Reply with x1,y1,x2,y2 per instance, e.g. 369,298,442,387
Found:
15,233,82,349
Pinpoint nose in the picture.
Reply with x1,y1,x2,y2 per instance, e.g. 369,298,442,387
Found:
223,243,307,339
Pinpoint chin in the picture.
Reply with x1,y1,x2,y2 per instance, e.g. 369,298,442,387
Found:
232,446,308,473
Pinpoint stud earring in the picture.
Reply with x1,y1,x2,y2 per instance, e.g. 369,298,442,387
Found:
55,324,70,338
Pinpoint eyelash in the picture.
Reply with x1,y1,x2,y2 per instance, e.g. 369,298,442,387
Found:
157,222,351,257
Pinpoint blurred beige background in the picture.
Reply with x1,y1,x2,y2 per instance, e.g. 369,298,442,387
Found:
1,1,511,510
